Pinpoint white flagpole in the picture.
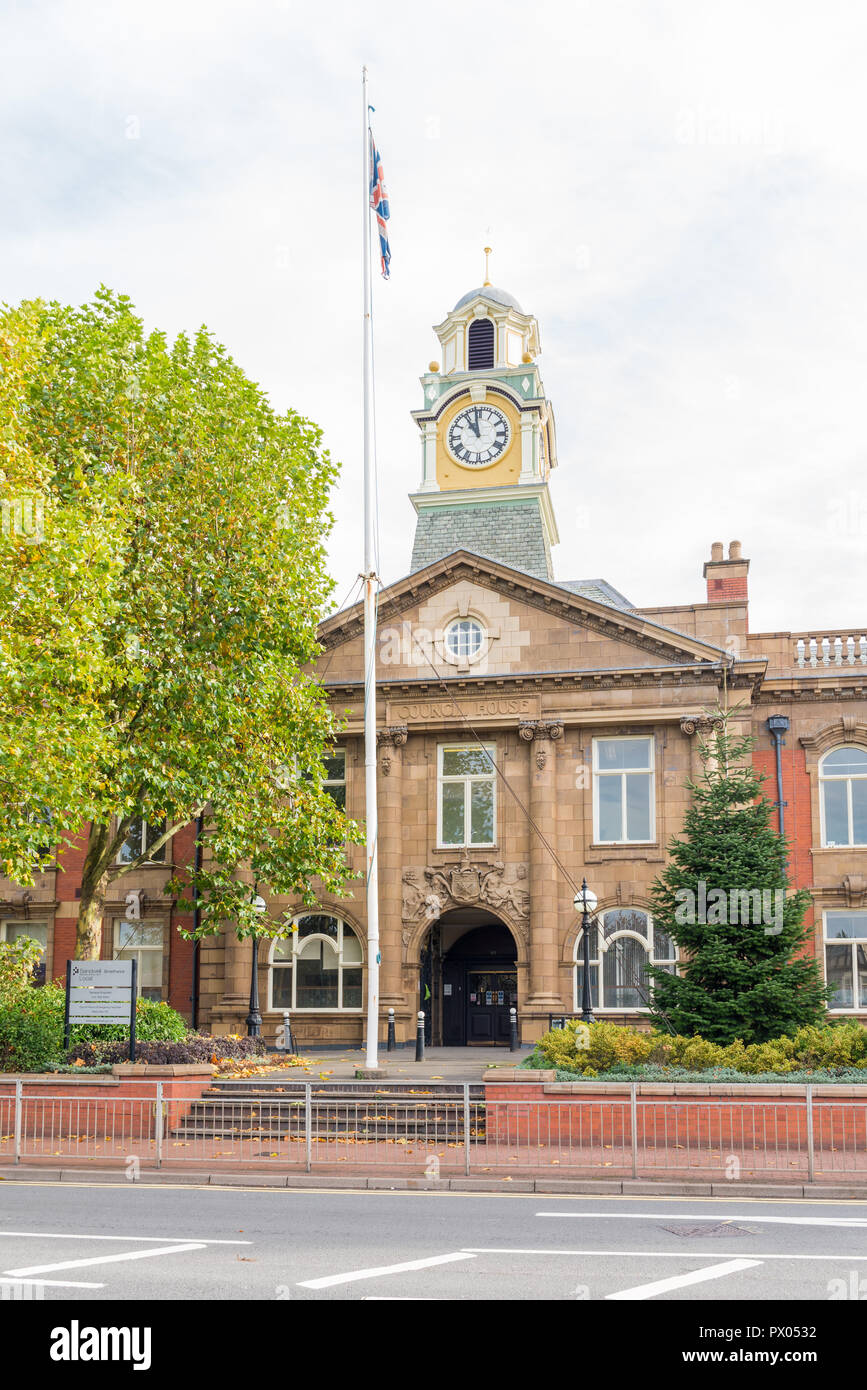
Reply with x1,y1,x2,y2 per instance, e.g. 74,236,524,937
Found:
362,65,381,1069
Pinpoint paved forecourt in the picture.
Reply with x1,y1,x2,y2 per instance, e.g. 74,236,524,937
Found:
1,1183,867,1301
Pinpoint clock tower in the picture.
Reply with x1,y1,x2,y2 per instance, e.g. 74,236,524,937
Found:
409,270,559,580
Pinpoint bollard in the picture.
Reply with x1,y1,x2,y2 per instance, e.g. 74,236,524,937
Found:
387,1007,396,1052
281,1009,295,1055
509,1006,520,1053
415,1009,425,1062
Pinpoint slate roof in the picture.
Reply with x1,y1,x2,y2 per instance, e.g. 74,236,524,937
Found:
556,578,635,611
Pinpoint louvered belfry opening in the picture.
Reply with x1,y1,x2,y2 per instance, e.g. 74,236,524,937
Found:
467,318,495,370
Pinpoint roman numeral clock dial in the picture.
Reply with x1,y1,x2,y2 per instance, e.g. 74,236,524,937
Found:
446,405,511,468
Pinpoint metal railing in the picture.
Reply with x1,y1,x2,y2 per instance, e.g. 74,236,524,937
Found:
1,1081,865,1182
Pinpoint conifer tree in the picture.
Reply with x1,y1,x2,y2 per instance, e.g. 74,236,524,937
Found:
647,713,827,1043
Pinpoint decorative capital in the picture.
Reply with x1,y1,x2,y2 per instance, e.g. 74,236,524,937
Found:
376,724,408,748
519,719,564,744
680,714,724,737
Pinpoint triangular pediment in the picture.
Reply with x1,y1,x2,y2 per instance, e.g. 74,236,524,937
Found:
315,550,730,687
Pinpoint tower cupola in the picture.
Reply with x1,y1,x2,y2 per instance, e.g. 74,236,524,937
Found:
408,258,559,581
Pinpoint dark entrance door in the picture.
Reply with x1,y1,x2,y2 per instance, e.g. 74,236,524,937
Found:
465,968,518,1044
440,923,517,1046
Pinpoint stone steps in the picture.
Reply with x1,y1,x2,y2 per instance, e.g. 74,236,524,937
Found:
170,1091,487,1142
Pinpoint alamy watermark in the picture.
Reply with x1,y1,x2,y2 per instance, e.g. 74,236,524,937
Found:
1,1281,44,1301
378,620,497,675
675,880,784,936
1,496,44,544
675,107,786,153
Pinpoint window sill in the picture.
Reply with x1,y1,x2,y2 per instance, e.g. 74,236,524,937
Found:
264,1008,363,1015
585,843,663,863
813,845,867,853
116,860,172,870
432,845,498,855
573,1007,653,1015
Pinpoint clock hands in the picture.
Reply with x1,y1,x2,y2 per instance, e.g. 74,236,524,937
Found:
450,406,508,463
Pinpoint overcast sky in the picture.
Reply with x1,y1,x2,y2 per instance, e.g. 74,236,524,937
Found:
4,0,867,635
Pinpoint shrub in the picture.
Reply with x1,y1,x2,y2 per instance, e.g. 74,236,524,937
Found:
67,998,189,1049
66,1034,267,1067
534,1020,655,1074
0,981,67,1072
0,938,44,992
545,1065,867,1085
530,1019,867,1078
0,979,191,1072
670,1036,727,1071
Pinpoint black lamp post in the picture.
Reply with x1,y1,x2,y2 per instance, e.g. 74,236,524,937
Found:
245,893,267,1038
574,878,598,1024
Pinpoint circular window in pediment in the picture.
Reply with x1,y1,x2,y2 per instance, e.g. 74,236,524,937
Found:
445,618,485,662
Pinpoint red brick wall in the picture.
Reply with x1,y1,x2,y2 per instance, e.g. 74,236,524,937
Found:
707,575,748,602
0,1076,212,1140
52,828,90,983
51,821,199,1022
753,743,816,956
485,1084,867,1151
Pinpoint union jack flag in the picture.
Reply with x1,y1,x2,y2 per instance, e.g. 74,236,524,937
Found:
368,129,391,279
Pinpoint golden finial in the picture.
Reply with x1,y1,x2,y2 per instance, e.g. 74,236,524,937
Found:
483,246,492,286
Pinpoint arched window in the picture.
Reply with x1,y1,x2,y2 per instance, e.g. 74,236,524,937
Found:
573,908,676,1012
270,914,363,1010
467,318,495,370
820,747,867,847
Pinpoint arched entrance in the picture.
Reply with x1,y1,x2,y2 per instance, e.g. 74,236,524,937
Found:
419,909,518,1046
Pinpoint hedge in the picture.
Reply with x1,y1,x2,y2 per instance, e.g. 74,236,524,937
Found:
0,983,190,1072
66,1035,268,1067
527,1018,867,1078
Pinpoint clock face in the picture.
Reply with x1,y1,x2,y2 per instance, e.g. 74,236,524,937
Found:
446,405,511,468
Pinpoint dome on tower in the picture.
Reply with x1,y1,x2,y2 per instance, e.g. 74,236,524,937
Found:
453,285,524,313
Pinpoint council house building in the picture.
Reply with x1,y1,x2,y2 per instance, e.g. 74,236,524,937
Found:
5,276,867,1047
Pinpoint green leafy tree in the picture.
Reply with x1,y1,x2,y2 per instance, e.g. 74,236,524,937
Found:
0,300,124,871
647,712,827,1043
0,288,360,958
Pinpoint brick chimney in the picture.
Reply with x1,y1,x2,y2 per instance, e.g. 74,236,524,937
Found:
703,540,749,603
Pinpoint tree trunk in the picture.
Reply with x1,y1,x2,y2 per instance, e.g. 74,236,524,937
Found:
75,823,114,960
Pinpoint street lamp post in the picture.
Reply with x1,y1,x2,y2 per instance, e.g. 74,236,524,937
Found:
246,893,268,1038
574,879,598,1024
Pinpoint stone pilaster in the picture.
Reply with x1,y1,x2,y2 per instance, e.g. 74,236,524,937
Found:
377,725,408,1013
207,923,250,1035
680,713,724,778
520,719,564,1007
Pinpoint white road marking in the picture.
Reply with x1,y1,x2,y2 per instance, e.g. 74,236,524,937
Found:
5,1242,207,1277
605,1258,763,1300
299,1252,476,1289
0,1276,104,1289
464,1247,867,1261
0,1230,250,1244
537,1211,867,1229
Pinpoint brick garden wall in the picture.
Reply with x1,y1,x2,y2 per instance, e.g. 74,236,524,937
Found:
484,1081,867,1152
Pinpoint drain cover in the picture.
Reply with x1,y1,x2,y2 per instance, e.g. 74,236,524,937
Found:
661,1222,757,1238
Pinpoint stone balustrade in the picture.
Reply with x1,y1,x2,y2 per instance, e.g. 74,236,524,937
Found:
794,633,867,668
